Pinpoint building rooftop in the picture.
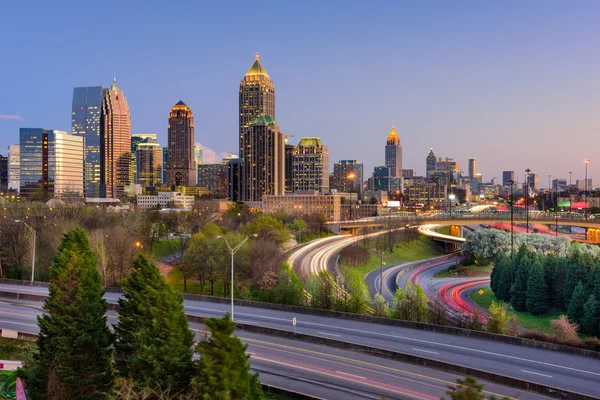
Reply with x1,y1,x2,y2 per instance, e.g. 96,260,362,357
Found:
245,53,270,78
387,125,400,144
298,137,324,147
251,114,277,126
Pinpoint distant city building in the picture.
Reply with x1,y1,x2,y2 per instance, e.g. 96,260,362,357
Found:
136,192,194,210
552,178,568,191
385,125,402,178
436,157,460,184
292,137,329,194
401,169,414,179
100,78,131,199
197,163,227,194
166,101,195,187
162,147,168,184
502,171,514,187
227,158,243,202
19,128,84,199
239,53,275,161
72,86,102,197
468,158,476,179
264,192,357,222
136,140,163,189
577,178,596,191
8,144,19,190
0,154,8,190
194,145,203,185
369,166,390,191
404,181,447,210
527,171,539,191
131,134,158,184
241,114,285,201
284,140,296,193
332,160,363,196
426,148,436,177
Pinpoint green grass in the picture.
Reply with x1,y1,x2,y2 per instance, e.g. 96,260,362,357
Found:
0,337,36,364
469,288,562,334
152,239,184,259
437,226,450,235
341,236,444,280
435,261,492,278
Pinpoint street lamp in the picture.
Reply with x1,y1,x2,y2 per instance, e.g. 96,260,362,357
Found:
585,159,590,221
15,220,36,284
216,234,258,321
449,194,456,218
507,180,515,283
379,252,385,295
525,168,531,233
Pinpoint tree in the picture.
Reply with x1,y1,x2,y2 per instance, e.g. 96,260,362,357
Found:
582,295,600,337
526,259,549,316
192,314,262,399
272,264,305,306
288,218,307,242
563,250,590,309
567,281,588,323
347,274,371,314
27,229,114,400
114,254,195,392
487,302,509,334
496,261,513,302
372,293,390,317
243,216,289,245
550,255,567,309
391,283,430,322
445,376,484,400
510,251,533,312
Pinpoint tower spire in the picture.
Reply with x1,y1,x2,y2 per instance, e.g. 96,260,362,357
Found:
111,74,119,92
255,52,259,60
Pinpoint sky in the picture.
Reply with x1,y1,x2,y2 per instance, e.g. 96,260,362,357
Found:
1,1,599,187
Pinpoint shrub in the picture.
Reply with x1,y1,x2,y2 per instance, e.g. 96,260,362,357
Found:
550,315,582,344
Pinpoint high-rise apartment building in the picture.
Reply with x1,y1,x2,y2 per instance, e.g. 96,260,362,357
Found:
502,171,515,187
241,115,284,201
19,128,84,199
0,155,8,190
100,78,131,199
385,125,402,178
332,160,363,196
426,149,436,177
284,139,296,193
72,86,102,197
166,101,195,187
8,144,19,190
227,158,243,202
239,53,275,160
135,136,162,188
292,137,329,194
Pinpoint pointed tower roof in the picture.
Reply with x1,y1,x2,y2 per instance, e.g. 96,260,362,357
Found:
110,75,119,92
387,124,399,144
250,114,277,126
245,53,270,78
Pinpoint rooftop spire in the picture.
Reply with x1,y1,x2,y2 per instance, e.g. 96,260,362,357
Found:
387,124,399,144
256,52,260,60
111,75,119,92
245,53,270,78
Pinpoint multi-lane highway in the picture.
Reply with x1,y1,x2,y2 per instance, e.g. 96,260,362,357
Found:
1,284,599,397
0,298,548,400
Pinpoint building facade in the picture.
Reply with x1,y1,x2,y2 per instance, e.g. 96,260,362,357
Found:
239,53,275,160
263,193,343,222
72,86,102,197
292,137,329,194
197,163,227,193
136,140,163,189
100,78,131,199
8,144,19,190
19,128,84,199
227,158,243,202
194,145,203,185
332,160,363,196
426,148,436,177
131,133,158,184
166,101,195,187
241,115,284,201
468,158,476,179
369,166,390,191
284,141,296,193
385,125,402,178
502,171,515,187
162,146,168,184
404,181,448,210
0,155,7,190
137,192,194,210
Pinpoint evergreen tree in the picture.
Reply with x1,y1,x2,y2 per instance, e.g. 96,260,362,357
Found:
115,254,195,392
551,256,567,309
496,262,513,302
445,376,484,400
526,260,549,315
27,229,113,400
542,254,556,298
581,295,600,337
563,250,590,309
192,314,262,399
510,251,533,311
567,281,588,323
490,254,503,295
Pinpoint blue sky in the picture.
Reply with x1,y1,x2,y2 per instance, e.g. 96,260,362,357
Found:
1,1,599,187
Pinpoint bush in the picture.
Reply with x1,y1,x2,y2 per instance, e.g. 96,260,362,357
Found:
487,302,509,334
550,315,581,344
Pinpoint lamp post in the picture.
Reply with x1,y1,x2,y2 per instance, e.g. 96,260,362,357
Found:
569,171,573,211
585,159,590,221
216,234,258,321
379,252,385,295
508,180,515,283
15,220,36,284
449,194,456,218
525,168,531,233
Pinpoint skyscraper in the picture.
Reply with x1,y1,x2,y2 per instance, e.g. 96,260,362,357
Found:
468,158,476,179
227,158,243,202
239,53,275,160
0,155,7,190
369,166,390,191
131,133,158,184
8,144,19,190
135,136,162,188
292,137,329,193
19,128,84,199
194,145,203,185
72,86,102,197
166,101,195,187
241,115,284,201
385,125,402,178
332,160,363,196
426,149,436,177
502,171,514,187
284,138,296,193
162,147,168,184
100,78,131,199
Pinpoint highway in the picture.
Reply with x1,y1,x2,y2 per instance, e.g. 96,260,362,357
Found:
1,285,599,397
0,298,548,400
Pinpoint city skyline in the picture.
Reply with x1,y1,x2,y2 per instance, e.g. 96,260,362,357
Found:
1,2,599,183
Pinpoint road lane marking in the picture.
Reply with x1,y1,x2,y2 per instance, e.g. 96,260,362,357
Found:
412,348,439,355
335,371,366,380
521,370,553,378
237,320,257,325
318,332,341,337
0,319,38,327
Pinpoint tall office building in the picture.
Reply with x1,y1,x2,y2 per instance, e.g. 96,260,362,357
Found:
426,149,436,177
72,86,102,197
100,78,131,199
166,101,195,187
227,158,243,202
468,158,476,179
8,144,19,190
197,163,227,193
332,160,363,196
131,133,158,184
136,138,163,188
385,125,402,178
527,171,539,191
162,146,168,184
0,155,7,190
239,53,275,160
194,145,203,185
241,115,284,201
284,138,296,193
19,128,84,198
369,166,390,191
292,137,329,193
502,171,515,187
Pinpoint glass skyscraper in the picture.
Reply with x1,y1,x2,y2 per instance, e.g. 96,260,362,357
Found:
72,86,102,197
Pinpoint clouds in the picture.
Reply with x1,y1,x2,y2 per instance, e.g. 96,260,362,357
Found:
196,142,236,164
0,115,24,121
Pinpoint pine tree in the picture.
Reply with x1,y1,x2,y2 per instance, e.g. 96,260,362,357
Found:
551,256,567,309
567,281,588,323
581,295,600,337
526,260,549,316
563,250,590,309
115,254,195,392
511,252,533,311
27,229,113,400
496,262,513,302
192,314,262,399
445,376,484,400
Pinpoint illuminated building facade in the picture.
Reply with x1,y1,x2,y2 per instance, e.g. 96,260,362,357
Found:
332,160,363,196
100,78,131,198
162,146,168,184
292,137,329,193
426,148,436,177
197,163,227,194
241,115,284,201
384,125,402,178
227,158,243,202
0,155,7,190
284,140,296,193
194,145,203,184
8,144,19,190
136,140,163,189
131,133,158,184
72,86,102,197
166,101,195,187
239,53,275,160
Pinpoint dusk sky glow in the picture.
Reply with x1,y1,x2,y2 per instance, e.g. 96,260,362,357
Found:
1,1,599,186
